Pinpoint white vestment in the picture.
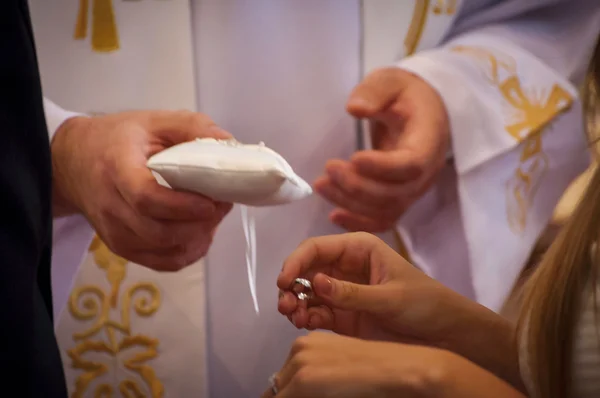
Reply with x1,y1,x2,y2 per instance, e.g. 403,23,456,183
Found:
29,0,600,396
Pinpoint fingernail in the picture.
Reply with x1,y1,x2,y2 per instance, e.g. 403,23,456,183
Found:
349,97,370,107
291,313,298,328
348,97,375,113
321,277,333,296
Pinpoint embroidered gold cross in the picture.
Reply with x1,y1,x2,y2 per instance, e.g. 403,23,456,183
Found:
500,77,573,141
74,0,119,52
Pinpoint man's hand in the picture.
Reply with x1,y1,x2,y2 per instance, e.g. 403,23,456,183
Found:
51,110,233,271
315,67,450,232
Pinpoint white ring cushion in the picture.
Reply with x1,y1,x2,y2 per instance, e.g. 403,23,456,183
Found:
147,138,312,206
147,138,312,313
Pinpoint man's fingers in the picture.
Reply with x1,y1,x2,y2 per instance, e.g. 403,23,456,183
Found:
329,208,396,233
346,67,410,118
316,178,388,220
351,150,423,183
145,110,232,144
115,161,220,221
102,196,219,254
324,160,414,206
95,216,210,271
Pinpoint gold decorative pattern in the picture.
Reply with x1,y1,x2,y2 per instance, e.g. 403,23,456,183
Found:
404,0,430,56
74,0,170,53
75,0,120,52
500,77,573,142
405,0,458,56
452,45,517,85
66,235,164,397
451,46,574,233
433,0,457,15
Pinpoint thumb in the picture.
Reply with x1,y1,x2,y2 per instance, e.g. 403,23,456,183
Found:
312,273,388,313
145,110,232,144
346,67,410,118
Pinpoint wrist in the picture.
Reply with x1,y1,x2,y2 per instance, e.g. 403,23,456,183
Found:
51,116,90,217
384,345,454,397
437,296,523,390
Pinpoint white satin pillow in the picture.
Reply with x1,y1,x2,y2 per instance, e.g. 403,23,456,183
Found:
147,138,312,206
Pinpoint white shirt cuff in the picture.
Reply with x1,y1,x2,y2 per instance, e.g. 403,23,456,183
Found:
43,98,85,142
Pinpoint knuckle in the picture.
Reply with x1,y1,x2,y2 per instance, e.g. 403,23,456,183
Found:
352,231,377,243
298,237,317,251
291,336,310,354
145,224,176,247
130,191,153,212
291,352,311,370
96,202,117,220
344,181,360,196
353,230,390,247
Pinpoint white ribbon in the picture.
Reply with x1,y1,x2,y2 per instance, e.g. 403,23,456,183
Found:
240,205,260,313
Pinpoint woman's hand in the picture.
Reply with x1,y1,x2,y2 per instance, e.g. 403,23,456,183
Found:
278,232,473,346
277,233,524,390
261,332,526,398
261,332,447,398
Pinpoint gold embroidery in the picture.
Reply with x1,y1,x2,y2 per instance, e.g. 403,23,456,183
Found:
405,0,430,56
433,0,457,15
450,46,574,233
506,135,549,232
67,236,164,397
74,0,89,40
452,45,516,85
74,0,120,52
500,77,573,141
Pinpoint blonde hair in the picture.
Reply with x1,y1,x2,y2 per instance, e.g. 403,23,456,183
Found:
519,36,600,398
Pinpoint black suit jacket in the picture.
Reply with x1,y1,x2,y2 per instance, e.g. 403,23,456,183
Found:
0,1,67,395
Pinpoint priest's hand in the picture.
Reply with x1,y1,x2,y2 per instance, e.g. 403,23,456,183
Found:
51,110,233,271
315,67,450,232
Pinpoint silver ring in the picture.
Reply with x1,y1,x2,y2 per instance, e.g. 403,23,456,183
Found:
269,373,279,395
292,278,314,300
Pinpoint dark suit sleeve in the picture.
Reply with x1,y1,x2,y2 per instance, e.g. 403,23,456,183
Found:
0,1,67,395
